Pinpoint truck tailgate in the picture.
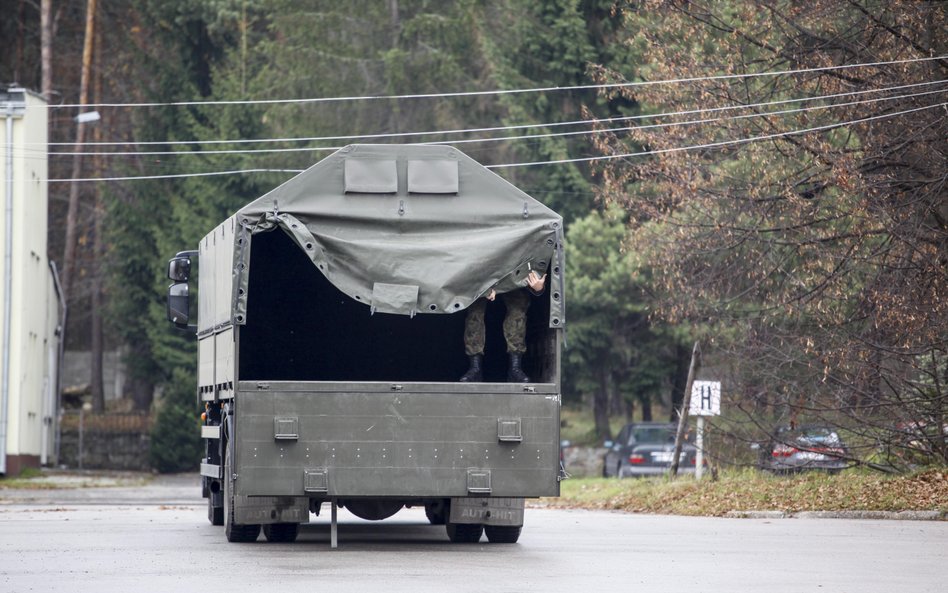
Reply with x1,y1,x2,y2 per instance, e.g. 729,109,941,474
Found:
234,381,561,498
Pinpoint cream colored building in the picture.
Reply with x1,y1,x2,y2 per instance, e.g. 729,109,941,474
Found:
0,86,63,475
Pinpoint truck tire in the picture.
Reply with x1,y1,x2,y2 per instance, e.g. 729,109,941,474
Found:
424,501,447,525
484,525,522,544
224,458,260,543
446,522,483,543
263,523,300,543
208,496,224,526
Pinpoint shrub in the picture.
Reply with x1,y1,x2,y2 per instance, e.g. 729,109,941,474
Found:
149,368,202,473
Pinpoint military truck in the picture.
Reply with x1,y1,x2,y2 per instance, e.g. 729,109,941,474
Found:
166,144,566,545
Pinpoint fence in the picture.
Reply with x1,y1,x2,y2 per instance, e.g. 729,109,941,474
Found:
58,411,153,471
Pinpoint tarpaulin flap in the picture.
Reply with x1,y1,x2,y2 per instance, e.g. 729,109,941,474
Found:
407,159,458,194
345,159,397,193
372,282,420,315
233,144,566,326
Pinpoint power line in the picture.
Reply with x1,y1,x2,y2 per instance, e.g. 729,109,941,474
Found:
487,101,948,169
48,101,945,182
49,169,304,183
454,87,947,146
34,85,944,158
33,78,947,151
46,55,946,109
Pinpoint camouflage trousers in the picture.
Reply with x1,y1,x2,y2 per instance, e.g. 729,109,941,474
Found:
464,289,530,356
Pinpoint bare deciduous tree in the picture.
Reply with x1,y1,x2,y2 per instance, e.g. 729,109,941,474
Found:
595,0,947,470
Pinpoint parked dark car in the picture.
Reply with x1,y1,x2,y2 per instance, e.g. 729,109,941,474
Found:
758,425,849,474
602,422,700,478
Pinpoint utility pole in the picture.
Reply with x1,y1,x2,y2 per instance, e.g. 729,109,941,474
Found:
90,17,104,413
41,0,53,99
61,0,97,303
669,341,701,477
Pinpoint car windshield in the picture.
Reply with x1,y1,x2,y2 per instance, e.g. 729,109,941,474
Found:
628,427,677,445
778,427,841,446
797,428,841,446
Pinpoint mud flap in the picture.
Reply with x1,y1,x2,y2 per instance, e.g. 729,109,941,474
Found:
235,495,310,526
449,497,525,526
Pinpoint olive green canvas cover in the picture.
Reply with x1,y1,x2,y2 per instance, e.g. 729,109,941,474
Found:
231,144,565,326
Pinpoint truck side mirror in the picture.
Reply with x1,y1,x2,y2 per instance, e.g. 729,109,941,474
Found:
168,257,191,282
167,282,191,328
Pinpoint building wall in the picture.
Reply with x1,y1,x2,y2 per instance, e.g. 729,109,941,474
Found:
0,88,60,474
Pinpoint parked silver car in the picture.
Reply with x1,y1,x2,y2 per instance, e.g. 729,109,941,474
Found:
602,422,700,478
758,425,849,474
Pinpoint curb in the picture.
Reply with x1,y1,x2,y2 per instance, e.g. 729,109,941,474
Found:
725,510,788,519
725,510,946,520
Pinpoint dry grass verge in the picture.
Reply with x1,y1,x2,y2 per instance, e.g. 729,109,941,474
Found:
0,469,150,490
540,469,948,516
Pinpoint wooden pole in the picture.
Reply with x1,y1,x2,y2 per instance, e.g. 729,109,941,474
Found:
90,19,104,412
61,0,97,303
695,416,705,480
669,341,701,477
41,0,53,99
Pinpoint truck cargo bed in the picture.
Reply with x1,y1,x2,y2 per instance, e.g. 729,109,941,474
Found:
234,381,561,498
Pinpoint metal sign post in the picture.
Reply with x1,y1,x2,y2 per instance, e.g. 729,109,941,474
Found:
689,381,721,480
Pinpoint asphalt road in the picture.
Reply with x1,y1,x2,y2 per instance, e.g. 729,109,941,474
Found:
1,474,946,593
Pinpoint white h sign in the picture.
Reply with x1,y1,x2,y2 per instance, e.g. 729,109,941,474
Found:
690,381,721,416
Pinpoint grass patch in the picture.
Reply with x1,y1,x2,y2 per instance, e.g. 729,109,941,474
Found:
0,467,49,489
0,470,151,490
0,480,64,490
543,469,948,516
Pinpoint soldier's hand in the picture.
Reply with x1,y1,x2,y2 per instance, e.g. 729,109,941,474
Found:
526,271,546,292
486,289,497,301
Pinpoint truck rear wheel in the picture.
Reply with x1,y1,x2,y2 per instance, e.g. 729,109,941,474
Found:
224,458,260,543
484,525,522,544
263,523,300,543
208,495,224,526
424,501,447,525
225,502,260,542
446,523,483,543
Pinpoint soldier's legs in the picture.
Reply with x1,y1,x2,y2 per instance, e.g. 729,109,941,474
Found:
501,290,530,354
501,290,531,382
463,298,487,356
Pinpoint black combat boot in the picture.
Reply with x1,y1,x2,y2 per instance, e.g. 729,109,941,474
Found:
507,353,530,383
459,354,483,382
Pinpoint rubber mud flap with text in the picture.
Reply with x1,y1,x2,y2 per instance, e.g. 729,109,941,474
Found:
449,497,525,526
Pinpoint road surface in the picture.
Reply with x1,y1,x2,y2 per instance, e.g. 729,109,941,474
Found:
1,473,945,593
